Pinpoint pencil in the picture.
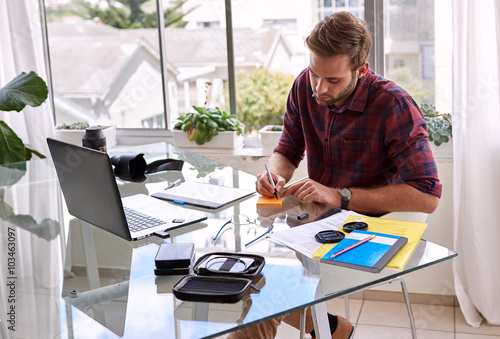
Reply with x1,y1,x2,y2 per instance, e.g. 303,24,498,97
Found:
330,234,376,258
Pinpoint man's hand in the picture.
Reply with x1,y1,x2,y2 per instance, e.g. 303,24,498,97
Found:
281,179,338,205
256,170,286,197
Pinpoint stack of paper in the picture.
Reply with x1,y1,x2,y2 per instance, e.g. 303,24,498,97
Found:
269,212,427,270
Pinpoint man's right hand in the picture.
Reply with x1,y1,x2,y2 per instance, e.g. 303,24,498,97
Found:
255,170,286,197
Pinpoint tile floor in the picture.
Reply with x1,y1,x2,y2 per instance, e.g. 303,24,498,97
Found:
269,297,500,339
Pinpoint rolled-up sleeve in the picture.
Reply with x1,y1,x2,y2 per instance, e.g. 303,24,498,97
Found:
385,96,442,198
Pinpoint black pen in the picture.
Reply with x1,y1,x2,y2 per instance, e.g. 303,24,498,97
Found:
264,164,278,199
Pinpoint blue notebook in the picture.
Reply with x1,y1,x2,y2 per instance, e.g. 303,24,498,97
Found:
320,230,408,273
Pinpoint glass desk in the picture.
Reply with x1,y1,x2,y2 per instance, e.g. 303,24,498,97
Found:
0,142,457,339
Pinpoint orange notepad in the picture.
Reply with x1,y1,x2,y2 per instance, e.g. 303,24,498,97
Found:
257,196,283,207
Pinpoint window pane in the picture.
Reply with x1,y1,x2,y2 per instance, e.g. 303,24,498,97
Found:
184,0,303,135
384,0,452,112
318,0,364,21
45,0,179,129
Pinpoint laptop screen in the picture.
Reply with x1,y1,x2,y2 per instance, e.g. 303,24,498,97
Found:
47,138,132,240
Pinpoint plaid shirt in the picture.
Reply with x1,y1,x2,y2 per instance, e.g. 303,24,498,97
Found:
274,69,442,198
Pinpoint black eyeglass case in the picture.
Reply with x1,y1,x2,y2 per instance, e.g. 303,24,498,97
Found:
172,252,265,303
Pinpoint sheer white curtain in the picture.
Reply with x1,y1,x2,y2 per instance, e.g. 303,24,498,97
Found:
1,1,62,338
0,0,54,154
453,0,500,327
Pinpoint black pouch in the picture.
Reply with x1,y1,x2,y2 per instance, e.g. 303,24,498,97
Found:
172,252,265,303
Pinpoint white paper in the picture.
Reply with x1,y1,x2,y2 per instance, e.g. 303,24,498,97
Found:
268,210,363,257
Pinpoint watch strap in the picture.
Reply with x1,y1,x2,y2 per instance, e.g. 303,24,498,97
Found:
340,198,350,210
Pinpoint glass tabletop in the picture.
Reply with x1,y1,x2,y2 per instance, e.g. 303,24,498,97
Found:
0,142,457,339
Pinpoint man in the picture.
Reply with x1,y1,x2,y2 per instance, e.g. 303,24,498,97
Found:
257,12,441,216
242,11,441,339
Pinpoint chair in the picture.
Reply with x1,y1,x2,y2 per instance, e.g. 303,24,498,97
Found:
342,211,429,339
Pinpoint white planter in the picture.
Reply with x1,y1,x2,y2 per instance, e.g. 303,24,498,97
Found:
430,139,453,159
259,125,283,155
54,126,117,148
171,130,243,150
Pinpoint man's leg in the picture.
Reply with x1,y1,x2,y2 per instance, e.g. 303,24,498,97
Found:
283,308,354,339
226,314,286,339
227,309,353,339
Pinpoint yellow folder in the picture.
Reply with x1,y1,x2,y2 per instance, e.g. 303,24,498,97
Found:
312,215,427,269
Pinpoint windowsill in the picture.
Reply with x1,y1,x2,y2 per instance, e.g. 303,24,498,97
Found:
116,129,273,157
115,129,453,160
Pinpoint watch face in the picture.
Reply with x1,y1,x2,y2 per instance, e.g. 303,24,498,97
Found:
339,188,352,199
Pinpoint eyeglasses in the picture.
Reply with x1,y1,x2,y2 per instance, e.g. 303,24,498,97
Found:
213,214,274,247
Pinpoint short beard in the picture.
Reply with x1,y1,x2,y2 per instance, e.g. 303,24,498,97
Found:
314,70,357,107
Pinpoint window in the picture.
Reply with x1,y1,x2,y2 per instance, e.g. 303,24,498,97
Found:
42,0,450,135
384,0,451,110
45,1,170,129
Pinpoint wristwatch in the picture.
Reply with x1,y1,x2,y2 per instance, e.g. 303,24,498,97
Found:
339,188,352,210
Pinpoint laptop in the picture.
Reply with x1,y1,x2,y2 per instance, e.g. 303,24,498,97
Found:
47,138,207,241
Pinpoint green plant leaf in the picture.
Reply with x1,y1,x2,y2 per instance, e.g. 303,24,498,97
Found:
25,146,46,161
5,214,61,241
0,162,27,187
0,71,48,112
0,121,26,165
0,200,15,220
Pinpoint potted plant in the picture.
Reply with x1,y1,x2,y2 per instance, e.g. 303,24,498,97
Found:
0,71,48,165
258,125,283,154
55,121,117,148
421,103,452,146
0,72,60,239
171,82,245,150
421,103,452,158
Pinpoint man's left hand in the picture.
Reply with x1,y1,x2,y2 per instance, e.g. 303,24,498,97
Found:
281,179,339,206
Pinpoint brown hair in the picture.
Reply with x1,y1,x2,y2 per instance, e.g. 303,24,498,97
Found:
305,11,372,70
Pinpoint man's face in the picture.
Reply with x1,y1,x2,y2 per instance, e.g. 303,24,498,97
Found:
308,54,365,108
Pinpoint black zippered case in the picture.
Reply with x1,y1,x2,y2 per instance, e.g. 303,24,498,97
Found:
172,252,265,303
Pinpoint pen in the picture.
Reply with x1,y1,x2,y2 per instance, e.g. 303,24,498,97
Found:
330,234,376,258
264,164,278,199
164,178,182,190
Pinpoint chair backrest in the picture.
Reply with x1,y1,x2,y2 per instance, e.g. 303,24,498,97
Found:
380,211,429,223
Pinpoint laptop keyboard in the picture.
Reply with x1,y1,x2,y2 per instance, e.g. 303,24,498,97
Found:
124,206,166,232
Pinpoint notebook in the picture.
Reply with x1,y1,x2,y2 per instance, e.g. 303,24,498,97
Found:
152,181,255,209
47,138,207,241
320,230,408,273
